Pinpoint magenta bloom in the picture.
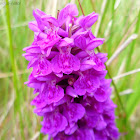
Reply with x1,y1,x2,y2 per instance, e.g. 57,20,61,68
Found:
23,4,119,140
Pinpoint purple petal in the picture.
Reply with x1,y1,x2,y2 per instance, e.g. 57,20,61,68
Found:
79,12,98,28
36,9,46,16
33,10,45,31
87,38,104,50
23,45,41,53
74,35,86,50
42,16,59,27
65,123,78,135
66,86,78,97
58,4,78,26
64,103,85,123
32,59,52,77
41,112,68,136
28,21,40,32
46,85,64,105
85,13,98,28
27,57,38,69
94,87,109,102
51,53,80,74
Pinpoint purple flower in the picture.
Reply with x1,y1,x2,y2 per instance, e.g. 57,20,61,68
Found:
23,3,119,140
63,103,85,123
51,44,80,74
73,70,100,96
31,82,64,107
41,112,68,136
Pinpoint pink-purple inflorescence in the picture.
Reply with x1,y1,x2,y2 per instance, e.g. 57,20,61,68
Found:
23,4,119,140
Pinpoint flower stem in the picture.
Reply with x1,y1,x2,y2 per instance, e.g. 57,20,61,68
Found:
78,0,85,16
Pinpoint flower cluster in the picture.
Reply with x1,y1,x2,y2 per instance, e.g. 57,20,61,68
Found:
23,4,119,140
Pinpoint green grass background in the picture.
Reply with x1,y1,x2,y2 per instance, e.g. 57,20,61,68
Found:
0,0,140,139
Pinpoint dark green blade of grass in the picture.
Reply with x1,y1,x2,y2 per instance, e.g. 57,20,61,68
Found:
5,0,25,139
